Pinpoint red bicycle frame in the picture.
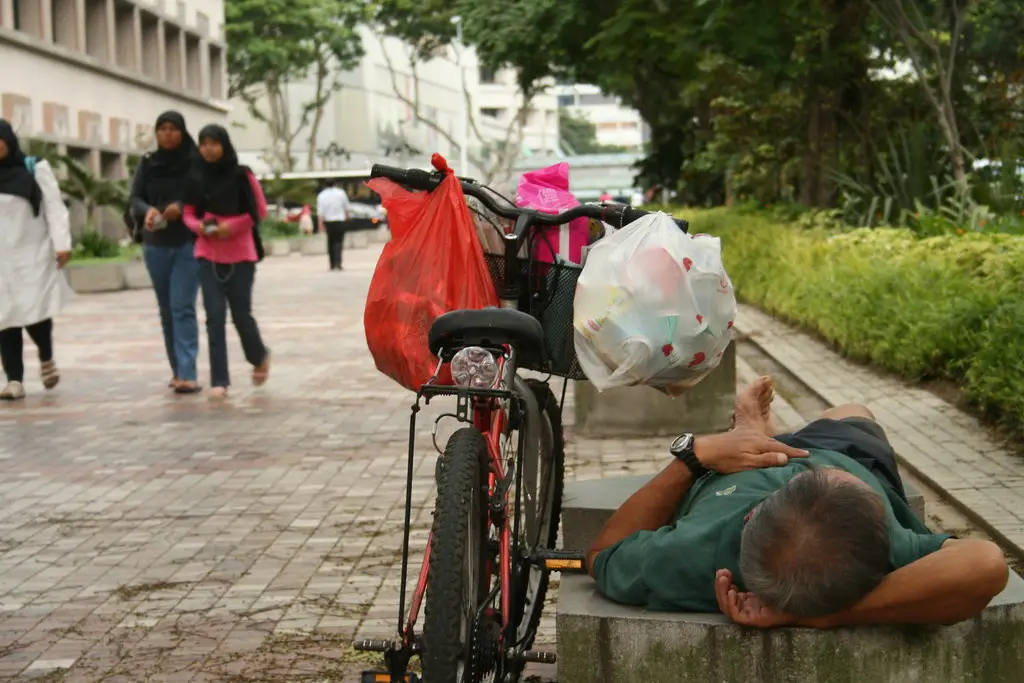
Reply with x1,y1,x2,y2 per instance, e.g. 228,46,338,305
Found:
400,353,517,644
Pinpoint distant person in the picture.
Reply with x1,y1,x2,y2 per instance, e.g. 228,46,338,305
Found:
600,190,613,203
129,111,202,394
0,119,73,401
298,204,314,235
183,124,271,400
317,179,352,271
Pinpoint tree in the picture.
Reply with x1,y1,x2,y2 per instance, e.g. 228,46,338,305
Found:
559,110,627,154
226,0,365,172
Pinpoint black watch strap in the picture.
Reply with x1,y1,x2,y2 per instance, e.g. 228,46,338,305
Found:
670,433,709,477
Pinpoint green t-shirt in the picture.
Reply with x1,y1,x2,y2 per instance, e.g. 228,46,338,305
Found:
592,449,952,612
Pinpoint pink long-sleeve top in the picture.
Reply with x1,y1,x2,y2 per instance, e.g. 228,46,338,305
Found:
183,169,268,264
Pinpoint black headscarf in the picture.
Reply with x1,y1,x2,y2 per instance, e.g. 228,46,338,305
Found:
0,119,42,217
146,111,197,179
187,124,257,220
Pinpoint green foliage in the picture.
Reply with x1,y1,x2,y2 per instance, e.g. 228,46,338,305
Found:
262,218,300,238
682,207,1024,435
558,110,627,155
73,230,122,259
58,157,130,216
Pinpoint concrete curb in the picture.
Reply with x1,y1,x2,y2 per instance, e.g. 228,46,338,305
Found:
734,320,1024,561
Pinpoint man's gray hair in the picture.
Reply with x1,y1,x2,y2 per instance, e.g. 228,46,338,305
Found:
739,467,890,618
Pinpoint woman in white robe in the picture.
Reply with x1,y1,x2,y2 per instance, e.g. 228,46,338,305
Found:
0,120,74,400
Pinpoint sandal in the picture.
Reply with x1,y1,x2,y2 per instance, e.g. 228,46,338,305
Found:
174,381,203,395
169,377,180,389
252,349,271,387
208,387,229,400
40,361,60,390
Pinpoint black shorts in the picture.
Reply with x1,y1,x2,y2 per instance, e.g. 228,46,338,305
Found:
772,417,908,503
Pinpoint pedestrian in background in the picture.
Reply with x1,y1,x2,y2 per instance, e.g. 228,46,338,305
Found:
129,111,202,394
183,124,271,400
0,120,73,401
317,178,352,271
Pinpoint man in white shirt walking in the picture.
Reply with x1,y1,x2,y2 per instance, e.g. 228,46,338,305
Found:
316,179,352,271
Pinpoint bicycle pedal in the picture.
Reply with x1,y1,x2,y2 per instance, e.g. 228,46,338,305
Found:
522,650,557,664
535,549,587,573
361,671,420,683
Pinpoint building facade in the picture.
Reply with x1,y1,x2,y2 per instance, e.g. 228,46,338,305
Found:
0,0,228,181
229,27,559,185
550,82,647,152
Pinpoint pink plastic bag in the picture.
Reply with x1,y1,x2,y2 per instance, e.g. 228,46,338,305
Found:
515,163,590,264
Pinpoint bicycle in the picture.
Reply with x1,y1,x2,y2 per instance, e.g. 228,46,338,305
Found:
354,164,690,683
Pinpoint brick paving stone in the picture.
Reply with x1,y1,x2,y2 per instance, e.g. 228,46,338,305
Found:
736,303,1024,556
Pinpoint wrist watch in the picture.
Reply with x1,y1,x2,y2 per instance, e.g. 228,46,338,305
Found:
670,433,709,478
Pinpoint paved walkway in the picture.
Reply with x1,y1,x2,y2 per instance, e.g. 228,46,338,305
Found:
0,247,676,682
737,304,1024,556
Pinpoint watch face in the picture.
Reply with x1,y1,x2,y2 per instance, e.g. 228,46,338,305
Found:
670,433,693,453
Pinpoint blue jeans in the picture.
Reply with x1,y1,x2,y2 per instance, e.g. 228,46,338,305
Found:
144,244,200,382
198,259,267,388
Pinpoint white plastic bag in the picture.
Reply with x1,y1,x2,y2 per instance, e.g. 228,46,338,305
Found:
573,212,737,396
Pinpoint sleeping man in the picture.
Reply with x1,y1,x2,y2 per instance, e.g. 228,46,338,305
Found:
586,377,1009,628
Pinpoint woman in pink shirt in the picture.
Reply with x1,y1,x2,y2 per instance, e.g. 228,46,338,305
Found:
183,124,270,399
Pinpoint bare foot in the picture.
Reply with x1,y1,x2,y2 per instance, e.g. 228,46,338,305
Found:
733,376,777,435
208,387,229,400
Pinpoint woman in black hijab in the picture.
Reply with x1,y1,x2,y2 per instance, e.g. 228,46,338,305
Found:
183,124,270,400
129,111,202,394
0,119,74,401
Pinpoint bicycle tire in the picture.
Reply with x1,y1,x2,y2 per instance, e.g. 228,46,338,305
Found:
422,428,492,683
508,378,565,676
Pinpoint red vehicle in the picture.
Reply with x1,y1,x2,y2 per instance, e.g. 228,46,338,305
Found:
355,164,689,683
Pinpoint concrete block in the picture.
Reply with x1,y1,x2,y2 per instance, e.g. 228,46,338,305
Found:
371,226,391,243
574,342,737,438
344,231,370,249
299,236,327,256
65,263,125,293
268,239,292,257
556,571,1024,683
122,260,152,290
562,475,926,552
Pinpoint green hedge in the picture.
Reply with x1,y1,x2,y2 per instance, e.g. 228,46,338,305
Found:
684,208,1024,435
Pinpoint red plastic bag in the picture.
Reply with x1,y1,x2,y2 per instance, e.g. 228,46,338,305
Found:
364,154,499,391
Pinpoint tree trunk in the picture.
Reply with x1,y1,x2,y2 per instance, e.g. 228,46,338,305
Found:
306,57,329,171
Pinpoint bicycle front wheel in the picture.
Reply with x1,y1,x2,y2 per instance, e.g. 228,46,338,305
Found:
422,428,494,683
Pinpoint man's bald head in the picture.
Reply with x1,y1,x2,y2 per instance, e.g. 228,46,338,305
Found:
739,467,890,618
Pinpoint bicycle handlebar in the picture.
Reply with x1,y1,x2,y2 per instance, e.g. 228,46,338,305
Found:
370,164,689,234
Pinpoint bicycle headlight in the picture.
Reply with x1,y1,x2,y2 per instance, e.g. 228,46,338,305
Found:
451,346,499,389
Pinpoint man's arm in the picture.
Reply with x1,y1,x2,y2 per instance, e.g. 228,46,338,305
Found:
804,539,1008,628
586,430,809,575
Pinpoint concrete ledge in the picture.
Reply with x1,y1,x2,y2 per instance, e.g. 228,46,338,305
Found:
344,231,370,249
267,239,292,257
122,261,152,290
562,475,926,552
65,263,125,293
574,342,737,438
557,572,1024,683
299,237,327,256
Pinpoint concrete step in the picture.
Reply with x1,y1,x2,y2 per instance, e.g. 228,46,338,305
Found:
556,570,1024,683
561,474,926,552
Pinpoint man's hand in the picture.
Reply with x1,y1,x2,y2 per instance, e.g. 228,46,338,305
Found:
714,569,797,628
56,251,72,269
162,203,182,222
695,429,809,475
144,207,160,229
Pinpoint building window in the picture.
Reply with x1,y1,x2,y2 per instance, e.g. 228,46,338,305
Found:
176,0,186,22
479,67,496,84
165,25,183,86
141,13,160,78
85,0,109,62
556,94,575,108
13,0,44,38
480,108,503,119
196,11,209,36
579,93,618,106
52,0,78,50
209,44,225,98
185,34,201,92
115,1,138,71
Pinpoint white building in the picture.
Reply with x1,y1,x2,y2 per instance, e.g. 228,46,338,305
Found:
550,82,647,152
476,66,559,158
229,27,559,184
0,0,228,178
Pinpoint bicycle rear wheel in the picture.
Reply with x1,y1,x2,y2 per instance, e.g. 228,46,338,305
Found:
507,378,565,676
422,428,494,683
